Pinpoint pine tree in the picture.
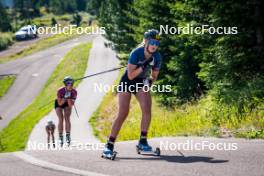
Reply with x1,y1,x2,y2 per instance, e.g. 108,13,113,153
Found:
0,1,12,31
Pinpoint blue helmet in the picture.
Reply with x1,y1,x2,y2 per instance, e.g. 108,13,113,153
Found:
144,29,161,40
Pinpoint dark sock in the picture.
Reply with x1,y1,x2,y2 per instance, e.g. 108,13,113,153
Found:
66,132,70,137
109,136,116,143
140,131,148,144
141,131,148,137
106,136,116,150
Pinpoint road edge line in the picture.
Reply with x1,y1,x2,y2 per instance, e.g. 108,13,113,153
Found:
13,151,108,176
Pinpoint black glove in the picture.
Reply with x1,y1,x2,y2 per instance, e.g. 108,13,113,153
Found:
143,78,153,87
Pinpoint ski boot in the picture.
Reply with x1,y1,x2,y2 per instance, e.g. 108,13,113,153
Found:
52,141,56,148
101,144,117,160
136,140,160,156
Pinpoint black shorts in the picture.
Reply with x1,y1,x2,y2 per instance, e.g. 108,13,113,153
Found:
117,72,145,94
54,99,69,109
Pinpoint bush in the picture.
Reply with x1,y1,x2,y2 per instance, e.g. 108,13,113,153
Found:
0,33,13,51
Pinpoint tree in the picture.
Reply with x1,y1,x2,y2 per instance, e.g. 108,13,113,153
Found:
95,0,264,111
0,2,12,31
76,0,87,11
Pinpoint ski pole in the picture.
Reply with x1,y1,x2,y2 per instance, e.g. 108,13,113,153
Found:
74,66,125,81
73,104,79,118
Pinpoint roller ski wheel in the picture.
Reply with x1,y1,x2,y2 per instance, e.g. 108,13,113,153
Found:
136,145,161,156
155,147,161,156
101,151,117,160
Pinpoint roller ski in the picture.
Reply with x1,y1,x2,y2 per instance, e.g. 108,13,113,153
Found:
101,144,117,160
136,140,161,156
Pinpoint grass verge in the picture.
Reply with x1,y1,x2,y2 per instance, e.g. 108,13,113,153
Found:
0,75,16,98
90,71,264,142
0,42,92,152
0,33,14,51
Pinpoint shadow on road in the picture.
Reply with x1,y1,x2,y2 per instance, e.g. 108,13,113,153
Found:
117,154,228,163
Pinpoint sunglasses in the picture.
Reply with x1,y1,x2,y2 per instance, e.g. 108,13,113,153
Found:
65,81,73,85
149,39,160,46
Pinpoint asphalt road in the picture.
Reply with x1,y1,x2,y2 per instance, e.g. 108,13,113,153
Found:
0,153,75,176
0,34,96,130
24,137,264,176
0,34,52,58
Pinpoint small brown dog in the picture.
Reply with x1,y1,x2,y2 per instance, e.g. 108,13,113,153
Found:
46,119,55,148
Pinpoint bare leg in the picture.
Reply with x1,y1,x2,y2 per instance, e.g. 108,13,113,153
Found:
64,107,72,133
46,127,50,148
135,90,152,133
56,108,64,134
109,92,131,138
51,126,55,145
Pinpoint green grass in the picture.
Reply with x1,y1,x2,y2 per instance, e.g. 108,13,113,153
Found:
0,75,16,98
90,72,264,142
0,32,14,51
0,42,92,152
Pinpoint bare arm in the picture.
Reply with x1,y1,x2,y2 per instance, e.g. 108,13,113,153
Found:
151,69,160,82
57,97,66,106
127,64,143,80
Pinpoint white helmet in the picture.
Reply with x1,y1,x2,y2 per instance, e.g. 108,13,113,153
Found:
47,119,53,125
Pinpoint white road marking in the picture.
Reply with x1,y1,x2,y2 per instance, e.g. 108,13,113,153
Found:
32,73,39,77
13,152,108,176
